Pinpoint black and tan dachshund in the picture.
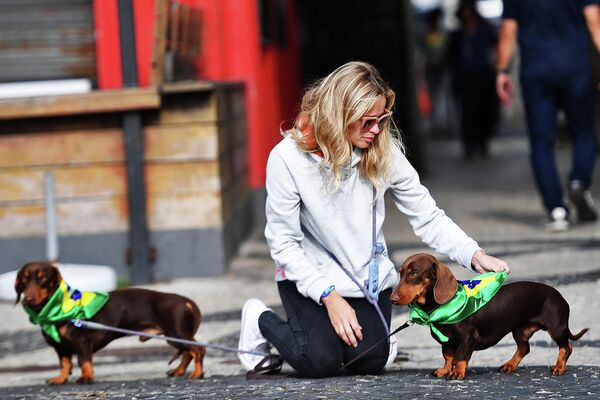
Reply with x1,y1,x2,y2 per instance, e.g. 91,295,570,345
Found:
15,261,205,384
390,253,588,380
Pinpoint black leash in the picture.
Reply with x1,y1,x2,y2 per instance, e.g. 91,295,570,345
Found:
338,320,412,372
247,320,413,379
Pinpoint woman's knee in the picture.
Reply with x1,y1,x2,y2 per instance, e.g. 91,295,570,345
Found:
292,352,342,378
346,354,387,376
293,347,388,378
345,341,389,376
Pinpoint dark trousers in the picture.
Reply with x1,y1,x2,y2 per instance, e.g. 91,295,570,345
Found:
521,69,597,211
258,280,392,378
459,69,498,158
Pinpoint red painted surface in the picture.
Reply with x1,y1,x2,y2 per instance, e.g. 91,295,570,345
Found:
94,0,154,88
133,0,155,87
93,0,302,188
93,0,122,89
189,0,302,188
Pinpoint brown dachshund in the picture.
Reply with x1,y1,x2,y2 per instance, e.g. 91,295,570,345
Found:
15,261,205,384
390,253,588,380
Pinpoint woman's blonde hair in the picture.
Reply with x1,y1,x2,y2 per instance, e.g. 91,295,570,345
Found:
289,61,404,189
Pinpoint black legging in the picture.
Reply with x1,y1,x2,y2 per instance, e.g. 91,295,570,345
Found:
258,280,392,378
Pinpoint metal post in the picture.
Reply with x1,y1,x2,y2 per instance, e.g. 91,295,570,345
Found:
118,0,152,284
44,172,59,262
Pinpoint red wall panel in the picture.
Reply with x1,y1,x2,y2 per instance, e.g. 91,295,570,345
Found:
94,0,122,89
94,0,301,188
94,0,153,88
190,0,301,188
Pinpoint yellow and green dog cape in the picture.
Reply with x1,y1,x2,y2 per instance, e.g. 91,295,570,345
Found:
409,272,507,342
22,280,109,343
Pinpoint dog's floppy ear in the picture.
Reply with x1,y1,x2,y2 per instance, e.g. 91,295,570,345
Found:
14,267,26,305
433,260,458,304
46,263,62,292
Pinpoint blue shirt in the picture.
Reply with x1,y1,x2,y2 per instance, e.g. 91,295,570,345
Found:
502,0,599,77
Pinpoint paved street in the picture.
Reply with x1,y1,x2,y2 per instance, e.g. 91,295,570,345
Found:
2,366,599,399
1,136,599,399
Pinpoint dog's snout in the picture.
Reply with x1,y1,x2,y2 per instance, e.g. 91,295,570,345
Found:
23,295,36,305
21,285,42,306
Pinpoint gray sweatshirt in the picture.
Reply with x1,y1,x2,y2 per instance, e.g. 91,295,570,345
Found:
264,136,480,304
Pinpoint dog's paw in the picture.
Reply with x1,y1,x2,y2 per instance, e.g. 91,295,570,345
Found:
47,376,68,385
448,361,467,380
550,365,566,376
499,362,517,373
448,371,465,380
76,376,94,384
433,368,451,378
187,371,204,379
167,368,185,377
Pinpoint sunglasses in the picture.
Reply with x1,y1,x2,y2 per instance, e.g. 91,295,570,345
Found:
360,109,393,132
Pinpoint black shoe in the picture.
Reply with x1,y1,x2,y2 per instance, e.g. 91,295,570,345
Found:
568,181,598,223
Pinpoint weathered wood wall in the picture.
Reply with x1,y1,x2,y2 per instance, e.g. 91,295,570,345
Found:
0,82,249,279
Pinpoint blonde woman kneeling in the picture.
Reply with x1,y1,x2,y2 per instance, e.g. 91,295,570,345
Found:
238,61,510,378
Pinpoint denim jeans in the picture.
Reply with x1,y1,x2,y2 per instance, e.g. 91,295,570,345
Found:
520,69,597,211
258,280,392,378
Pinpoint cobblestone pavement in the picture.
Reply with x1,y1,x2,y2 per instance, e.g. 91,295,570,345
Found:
1,137,599,399
2,366,599,399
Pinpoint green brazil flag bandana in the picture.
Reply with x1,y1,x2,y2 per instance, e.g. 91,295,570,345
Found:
22,280,110,343
409,271,507,342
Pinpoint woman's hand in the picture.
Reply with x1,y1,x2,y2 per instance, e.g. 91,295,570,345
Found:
322,291,363,347
471,250,511,274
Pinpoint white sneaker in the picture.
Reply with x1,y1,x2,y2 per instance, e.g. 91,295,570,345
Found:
385,334,398,369
238,298,272,371
546,207,570,232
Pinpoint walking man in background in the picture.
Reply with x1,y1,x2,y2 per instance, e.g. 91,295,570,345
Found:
496,0,600,231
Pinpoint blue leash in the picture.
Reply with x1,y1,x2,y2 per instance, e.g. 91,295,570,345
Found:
328,187,415,371
71,318,269,357
327,187,389,333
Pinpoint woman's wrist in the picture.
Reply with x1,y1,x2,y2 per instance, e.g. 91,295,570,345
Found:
471,249,486,271
496,63,511,74
320,285,336,305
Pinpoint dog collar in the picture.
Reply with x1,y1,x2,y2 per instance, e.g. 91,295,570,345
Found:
409,271,507,342
22,280,110,343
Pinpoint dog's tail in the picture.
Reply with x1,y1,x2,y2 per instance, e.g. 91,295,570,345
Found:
570,328,589,341
168,349,183,365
